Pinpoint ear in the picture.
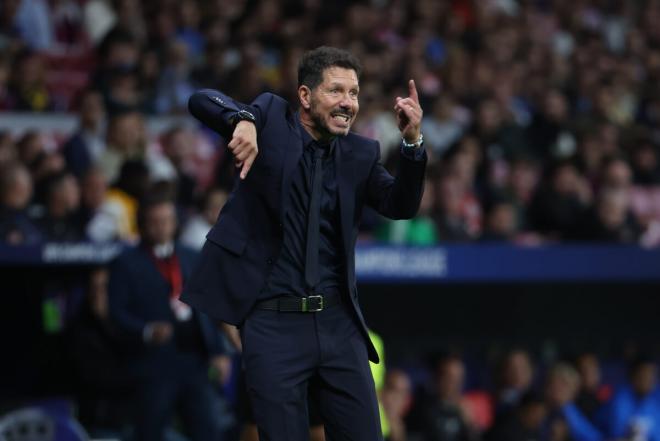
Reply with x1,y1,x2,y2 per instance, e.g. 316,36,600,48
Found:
298,85,311,110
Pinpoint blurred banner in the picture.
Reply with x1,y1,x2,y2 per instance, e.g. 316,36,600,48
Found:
2,242,660,281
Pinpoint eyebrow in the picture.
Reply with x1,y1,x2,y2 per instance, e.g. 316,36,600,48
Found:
328,82,360,91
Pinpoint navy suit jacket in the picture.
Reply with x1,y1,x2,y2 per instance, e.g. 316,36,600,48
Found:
108,243,225,361
181,89,427,362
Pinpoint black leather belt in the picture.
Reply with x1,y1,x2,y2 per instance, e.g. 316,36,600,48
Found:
255,293,341,312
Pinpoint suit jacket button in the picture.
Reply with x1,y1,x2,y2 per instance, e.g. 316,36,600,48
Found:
267,258,273,264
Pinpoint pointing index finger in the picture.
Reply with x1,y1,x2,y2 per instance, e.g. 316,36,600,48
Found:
408,79,419,104
240,153,256,180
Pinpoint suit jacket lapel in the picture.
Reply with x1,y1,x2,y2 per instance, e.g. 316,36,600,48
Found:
280,117,303,222
336,138,355,257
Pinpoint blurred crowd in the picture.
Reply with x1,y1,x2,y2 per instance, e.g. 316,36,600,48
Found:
377,349,660,441
1,0,660,246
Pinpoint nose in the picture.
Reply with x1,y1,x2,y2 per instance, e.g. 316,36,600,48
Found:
339,92,353,109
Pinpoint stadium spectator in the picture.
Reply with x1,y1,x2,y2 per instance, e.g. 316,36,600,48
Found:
12,0,53,51
599,356,660,441
159,126,198,210
179,187,227,251
494,349,535,417
34,170,84,241
574,353,609,423
108,195,230,441
77,166,109,240
571,186,642,243
598,155,633,190
529,160,591,240
421,95,469,158
480,197,519,242
0,55,11,110
67,268,135,438
0,130,15,164
381,369,413,441
411,355,479,441
471,97,526,162
15,129,46,170
433,170,474,242
630,140,660,186
501,156,541,233
526,89,575,161
545,362,601,441
0,161,41,245
9,50,52,111
486,392,547,441
92,29,140,110
62,89,107,178
87,160,148,242
154,39,196,115
97,110,146,184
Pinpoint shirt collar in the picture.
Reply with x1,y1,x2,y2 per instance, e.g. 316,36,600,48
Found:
152,242,175,258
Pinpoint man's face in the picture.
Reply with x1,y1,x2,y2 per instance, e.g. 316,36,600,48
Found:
306,67,360,138
143,202,177,245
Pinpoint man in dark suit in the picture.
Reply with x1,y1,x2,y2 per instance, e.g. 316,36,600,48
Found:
108,195,231,441
182,46,426,440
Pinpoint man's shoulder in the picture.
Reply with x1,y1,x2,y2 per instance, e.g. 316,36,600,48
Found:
252,92,290,112
342,131,380,156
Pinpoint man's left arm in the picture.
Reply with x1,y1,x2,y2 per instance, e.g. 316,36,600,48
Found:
366,80,427,219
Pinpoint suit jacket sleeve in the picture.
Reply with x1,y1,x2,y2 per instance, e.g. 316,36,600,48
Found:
365,143,427,220
107,256,147,343
188,89,275,138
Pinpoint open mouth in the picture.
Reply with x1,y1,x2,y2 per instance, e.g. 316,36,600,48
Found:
331,112,352,124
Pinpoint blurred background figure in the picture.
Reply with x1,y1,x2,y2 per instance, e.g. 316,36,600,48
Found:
544,362,600,441
180,187,227,251
97,110,146,184
410,355,479,441
599,356,660,441
34,170,83,241
486,392,547,441
159,125,198,211
574,353,610,423
108,195,230,441
87,159,148,242
67,267,134,439
62,88,107,178
494,349,535,417
381,369,413,441
0,161,41,245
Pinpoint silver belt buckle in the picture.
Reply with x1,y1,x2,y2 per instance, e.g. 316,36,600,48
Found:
302,295,324,312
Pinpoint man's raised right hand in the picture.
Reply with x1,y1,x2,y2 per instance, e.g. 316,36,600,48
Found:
228,120,259,180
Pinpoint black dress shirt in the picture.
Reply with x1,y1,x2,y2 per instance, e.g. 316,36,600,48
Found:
260,117,344,298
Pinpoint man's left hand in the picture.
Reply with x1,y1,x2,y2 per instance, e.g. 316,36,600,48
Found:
394,79,423,144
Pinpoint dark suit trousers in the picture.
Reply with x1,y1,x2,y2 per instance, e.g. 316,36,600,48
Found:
240,300,383,441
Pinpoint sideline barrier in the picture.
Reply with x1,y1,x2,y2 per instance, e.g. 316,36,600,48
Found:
1,242,659,281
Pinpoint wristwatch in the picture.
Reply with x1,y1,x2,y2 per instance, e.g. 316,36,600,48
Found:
233,109,256,126
402,133,424,149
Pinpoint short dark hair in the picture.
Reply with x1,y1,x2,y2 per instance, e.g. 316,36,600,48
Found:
297,46,362,89
137,192,176,232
